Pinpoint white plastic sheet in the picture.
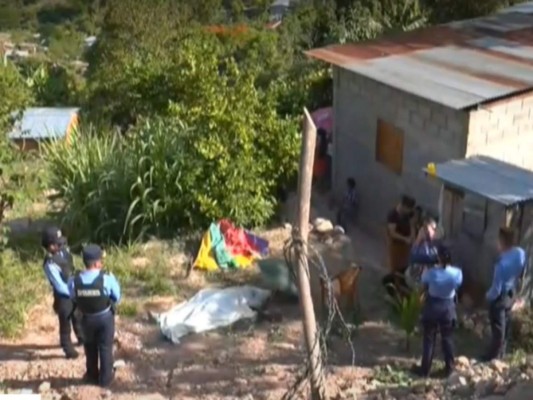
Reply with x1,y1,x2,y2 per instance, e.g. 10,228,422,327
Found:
156,286,271,343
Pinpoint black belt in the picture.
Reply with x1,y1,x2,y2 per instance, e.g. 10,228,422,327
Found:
81,307,112,317
53,292,71,300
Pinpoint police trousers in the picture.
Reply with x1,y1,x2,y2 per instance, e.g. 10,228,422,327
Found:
487,292,513,360
82,309,115,387
420,297,456,374
53,295,84,352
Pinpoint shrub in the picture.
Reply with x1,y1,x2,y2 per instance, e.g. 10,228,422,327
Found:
45,113,298,243
386,284,424,351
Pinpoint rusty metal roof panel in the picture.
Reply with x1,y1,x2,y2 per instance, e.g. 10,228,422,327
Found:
347,64,482,109
307,3,533,107
467,37,533,60
347,54,513,108
425,156,533,206
413,47,533,86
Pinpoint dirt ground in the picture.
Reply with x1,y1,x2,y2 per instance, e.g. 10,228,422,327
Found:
0,194,488,400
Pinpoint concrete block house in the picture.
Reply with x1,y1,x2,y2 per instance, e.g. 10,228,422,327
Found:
306,4,533,230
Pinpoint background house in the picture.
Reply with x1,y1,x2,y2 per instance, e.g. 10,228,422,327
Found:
9,107,79,151
306,4,533,232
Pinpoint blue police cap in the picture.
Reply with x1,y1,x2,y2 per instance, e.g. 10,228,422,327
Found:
82,244,103,265
42,226,66,248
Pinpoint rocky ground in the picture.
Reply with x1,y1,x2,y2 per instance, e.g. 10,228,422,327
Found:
1,194,531,399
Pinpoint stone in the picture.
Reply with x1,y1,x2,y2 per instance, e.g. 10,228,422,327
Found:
456,356,471,368
38,381,51,393
333,225,345,234
113,359,126,369
448,372,468,387
235,378,248,386
491,360,509,374
313,218,334,233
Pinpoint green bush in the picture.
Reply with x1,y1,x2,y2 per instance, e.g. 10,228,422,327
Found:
45,113,298,243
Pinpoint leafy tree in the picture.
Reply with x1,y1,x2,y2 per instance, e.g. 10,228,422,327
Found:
21,61,82,106
48,27,300,242
423,0,520,24
0,61,33,138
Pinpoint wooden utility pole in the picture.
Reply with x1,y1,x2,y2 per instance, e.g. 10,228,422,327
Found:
293,108,327,400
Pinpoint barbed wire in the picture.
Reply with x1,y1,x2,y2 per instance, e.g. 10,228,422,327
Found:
281,230,356,400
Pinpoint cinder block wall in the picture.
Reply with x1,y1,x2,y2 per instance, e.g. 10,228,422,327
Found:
459,94,533,290
466,93,533,170
332,67,469,228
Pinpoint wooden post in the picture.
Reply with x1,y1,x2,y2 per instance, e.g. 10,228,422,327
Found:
294,108,327,400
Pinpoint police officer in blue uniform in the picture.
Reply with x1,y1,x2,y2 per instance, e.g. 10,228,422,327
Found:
42,226,84,359
482,227,526,361
68,244,121,387
412,245,463,377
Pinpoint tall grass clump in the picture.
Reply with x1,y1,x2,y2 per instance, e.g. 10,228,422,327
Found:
44,116,290,244
44,120,192,243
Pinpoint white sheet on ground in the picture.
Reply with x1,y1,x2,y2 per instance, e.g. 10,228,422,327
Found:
157,285,271,343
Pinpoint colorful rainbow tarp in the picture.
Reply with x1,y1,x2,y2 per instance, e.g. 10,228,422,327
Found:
193,219,269,271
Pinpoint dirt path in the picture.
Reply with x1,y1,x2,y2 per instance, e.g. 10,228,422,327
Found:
0,219,416,400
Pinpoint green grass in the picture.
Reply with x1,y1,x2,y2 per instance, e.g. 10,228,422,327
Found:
0,247,44,337
0,231,181,336
116,300,140,318
0,154,186,337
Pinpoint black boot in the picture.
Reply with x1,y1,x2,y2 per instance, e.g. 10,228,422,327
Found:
64,346,79,359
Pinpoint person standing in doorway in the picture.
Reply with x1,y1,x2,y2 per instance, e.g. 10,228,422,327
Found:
336,177,358,232
42,226,84,359
69,244,121,387
481,227,526,361
412,245,463,378
386,196,415,274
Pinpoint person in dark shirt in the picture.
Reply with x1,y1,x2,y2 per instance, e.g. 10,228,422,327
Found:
412,206,423,234
336,177,358,232
386,196,415,273
382,196,416,296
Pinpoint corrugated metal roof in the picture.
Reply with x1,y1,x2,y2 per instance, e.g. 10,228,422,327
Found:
306,2,533,109
8,107,79,140
424,156,533,206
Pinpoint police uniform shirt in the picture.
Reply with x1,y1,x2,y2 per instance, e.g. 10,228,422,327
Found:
486,247,526,302
421,265,463,299
67,270,121,315
44,255,71,297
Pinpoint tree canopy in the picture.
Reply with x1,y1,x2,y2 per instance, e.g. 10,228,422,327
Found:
1,0,526,242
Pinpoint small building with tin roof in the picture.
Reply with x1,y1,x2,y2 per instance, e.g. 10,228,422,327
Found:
306,2,533,230
8,107,79,151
